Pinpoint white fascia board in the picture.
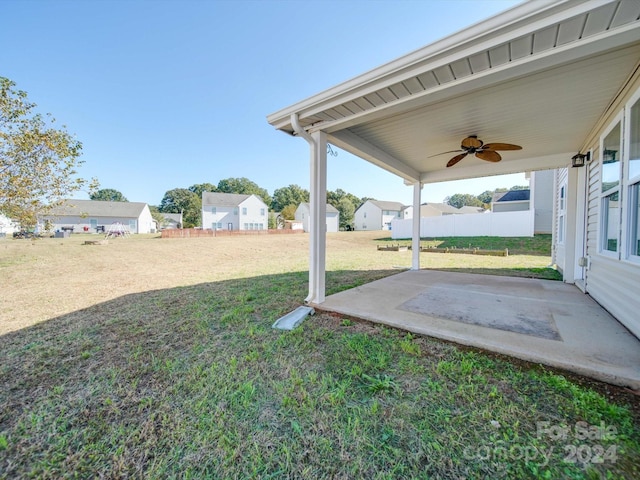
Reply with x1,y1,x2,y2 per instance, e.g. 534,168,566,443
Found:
328,130,420,182
267,0,612,131
420,152,573,184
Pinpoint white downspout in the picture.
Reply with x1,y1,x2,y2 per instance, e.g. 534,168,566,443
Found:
291,114,326,304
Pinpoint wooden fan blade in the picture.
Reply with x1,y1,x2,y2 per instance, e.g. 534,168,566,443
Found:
446,152,468,167
461,136,483,149
428,149,463,158
476,150,501,162
483,143,522,151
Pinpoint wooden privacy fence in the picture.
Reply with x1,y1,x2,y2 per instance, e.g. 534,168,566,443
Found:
161,228,304,238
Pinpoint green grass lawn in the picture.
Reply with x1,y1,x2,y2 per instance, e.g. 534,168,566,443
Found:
0,234,638,479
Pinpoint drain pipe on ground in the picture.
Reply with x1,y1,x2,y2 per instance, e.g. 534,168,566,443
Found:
271,114,318,330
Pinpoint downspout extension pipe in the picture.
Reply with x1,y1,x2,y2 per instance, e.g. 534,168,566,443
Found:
291,114,318,304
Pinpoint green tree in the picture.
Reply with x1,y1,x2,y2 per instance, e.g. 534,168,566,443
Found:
281,204,297,220
477,190,495,205
90,188,128,202
1,76,96,227
445,193,483,209
217,177,271,206
189,183,217,198
159,188,200,228
510,185,529,190
337,197,355,230
268,211,277,229
326,188,361,210
271,184,309,212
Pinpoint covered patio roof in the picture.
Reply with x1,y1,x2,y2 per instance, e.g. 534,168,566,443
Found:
268,0,640,184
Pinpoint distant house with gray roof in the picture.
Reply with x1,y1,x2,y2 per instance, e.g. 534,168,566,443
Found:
201,192,268,231
354,200,405,231
160,213,183,230
41,199,154,234
491,190,531,212
403,202,469,219
295,202,339,232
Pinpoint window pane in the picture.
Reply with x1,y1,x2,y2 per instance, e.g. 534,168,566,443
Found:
631,183,640,257
631,98,640,180
602,191,619,252
602,122,621,192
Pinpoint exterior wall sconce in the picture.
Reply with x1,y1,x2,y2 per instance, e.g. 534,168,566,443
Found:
571,151,590,168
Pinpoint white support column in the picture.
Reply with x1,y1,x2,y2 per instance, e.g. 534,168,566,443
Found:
411,181,422,270
306,130,327,304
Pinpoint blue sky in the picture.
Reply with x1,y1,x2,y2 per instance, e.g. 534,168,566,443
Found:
2,0,524,206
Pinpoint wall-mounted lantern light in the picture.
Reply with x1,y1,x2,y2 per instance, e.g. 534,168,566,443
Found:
571,151,590,168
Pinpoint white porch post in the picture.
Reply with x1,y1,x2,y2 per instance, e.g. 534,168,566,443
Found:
411,181,422,270
307,130,327,304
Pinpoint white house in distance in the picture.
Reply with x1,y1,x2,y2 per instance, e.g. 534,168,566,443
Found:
160,213,183,230
402,202,463,219
354,200,404,231
295,202,339,232
42,199,154,234
201,192,268,231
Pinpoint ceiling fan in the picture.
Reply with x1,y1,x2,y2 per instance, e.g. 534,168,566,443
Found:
430,135,522,167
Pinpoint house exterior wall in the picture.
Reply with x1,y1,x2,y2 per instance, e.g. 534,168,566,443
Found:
45,211,153,234
202,194,268,231
238,196,268,230
567,70,640,339
531,169,554,234
203,204,238,230
354,201,381,230
492,200,529,213
326,211,339,232
295,204,310,232
295,203,339,232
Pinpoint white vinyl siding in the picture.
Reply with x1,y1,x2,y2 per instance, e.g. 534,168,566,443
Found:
583,80,640,339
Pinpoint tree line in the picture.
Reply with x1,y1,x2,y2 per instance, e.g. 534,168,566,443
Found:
2,75,529,230
91,181,528,229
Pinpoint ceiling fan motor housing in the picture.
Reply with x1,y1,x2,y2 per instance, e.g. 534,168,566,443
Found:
461,135,483,151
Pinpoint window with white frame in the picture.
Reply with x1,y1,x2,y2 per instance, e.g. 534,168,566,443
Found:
242,207,247,215
628,93,640,259
558,184,566,244
600,120,622,255
211,207,216,214
260,208,265,216
234,208,238,215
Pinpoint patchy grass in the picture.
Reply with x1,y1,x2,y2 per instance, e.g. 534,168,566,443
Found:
1,232,638,478
381,234,555,256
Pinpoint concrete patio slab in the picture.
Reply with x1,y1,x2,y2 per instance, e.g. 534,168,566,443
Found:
317,270,640,390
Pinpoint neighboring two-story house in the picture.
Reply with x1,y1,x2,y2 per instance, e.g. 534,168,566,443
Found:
201,192,268,231
354,200,404,231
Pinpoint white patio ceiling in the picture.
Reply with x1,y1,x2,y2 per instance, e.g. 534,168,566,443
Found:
268,0,640,185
